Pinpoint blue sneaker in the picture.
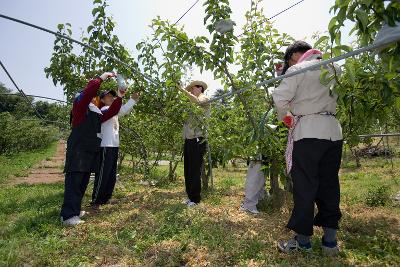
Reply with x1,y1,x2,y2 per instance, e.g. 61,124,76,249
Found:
322,238,339,256
277,236,312,253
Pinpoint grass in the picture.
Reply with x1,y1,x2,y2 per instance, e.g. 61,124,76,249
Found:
0,142,58,184
340,157,400,205
0,145,399,266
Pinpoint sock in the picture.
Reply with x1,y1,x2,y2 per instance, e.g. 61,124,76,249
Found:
296,234,311,245
323,227,337,243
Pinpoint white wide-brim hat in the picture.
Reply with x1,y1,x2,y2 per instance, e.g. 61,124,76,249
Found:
185,80,208,91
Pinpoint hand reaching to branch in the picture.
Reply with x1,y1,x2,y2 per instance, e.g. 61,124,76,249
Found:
117,88,126,98
131,92,140,102
100,72,116,81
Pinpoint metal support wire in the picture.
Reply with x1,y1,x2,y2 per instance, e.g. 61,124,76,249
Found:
0,93,67,103
0,59,44,119
0,13,159,86
205,33,400,104
236,0,305,38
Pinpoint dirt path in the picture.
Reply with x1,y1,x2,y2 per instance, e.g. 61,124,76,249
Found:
9,140,66,185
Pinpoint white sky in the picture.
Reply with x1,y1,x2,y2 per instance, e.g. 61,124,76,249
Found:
0,0,353,102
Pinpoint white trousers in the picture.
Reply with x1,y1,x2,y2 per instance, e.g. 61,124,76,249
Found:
241,161,267,210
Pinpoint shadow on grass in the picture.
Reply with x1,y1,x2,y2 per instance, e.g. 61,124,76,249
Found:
340,213,400,263
1,177,399,266
0,184,64,237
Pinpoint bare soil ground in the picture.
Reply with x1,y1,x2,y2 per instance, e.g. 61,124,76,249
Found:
8,140,65,185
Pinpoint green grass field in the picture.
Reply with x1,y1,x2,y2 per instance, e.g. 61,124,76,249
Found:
0,142,58,184
0,144,399,266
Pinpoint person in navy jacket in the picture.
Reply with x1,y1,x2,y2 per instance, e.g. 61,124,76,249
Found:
61,72,124,226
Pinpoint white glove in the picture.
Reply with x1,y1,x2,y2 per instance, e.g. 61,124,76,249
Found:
116,74,127,91
117,88,126,98
100,72,115,81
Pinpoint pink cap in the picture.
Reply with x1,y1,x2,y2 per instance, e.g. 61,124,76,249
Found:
297,49,322,64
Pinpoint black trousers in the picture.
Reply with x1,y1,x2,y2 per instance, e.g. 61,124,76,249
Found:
287,138,343,236
184,138,207,203
92,147,119,205
60,172,91,220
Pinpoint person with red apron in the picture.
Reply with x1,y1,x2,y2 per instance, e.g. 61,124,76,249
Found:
273,41,343,256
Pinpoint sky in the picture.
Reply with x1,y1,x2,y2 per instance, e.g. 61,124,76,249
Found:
0,0,353,102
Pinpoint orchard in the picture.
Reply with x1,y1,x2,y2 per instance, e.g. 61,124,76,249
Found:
0,0,399,266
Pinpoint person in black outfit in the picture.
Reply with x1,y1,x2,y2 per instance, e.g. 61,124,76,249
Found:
60,72,124,226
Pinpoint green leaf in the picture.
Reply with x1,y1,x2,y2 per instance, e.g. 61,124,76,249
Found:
204,14,211,25
258,109,274,138
354,9,369,31
335,31,341,45
314,36,329,48
345,63,356,86
396,97,400,109
335,45,352,53
328,17,338,39
57,24,64,31
320,68,332,86
92,7,100,17
384,72,397,80
360,0,373,6
332,46,342,57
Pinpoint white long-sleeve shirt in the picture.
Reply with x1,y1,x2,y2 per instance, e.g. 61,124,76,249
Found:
100,99,136,147
272,56,342,142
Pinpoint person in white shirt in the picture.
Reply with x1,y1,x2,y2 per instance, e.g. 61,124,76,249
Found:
91,89,140,207
273,41,343,256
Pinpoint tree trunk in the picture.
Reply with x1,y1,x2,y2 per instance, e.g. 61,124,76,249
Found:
269,158,280,195
117,151,125,171
131,155,136,174
142,149,150,180
201,161,209,191
342,143,348,165
269,158,286,209
168,151,177,182
350,147,361,167
168,151,182,182
168,161,174,181
284,173,293,193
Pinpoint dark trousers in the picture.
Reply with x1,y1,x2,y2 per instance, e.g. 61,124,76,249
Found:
184,138,207,203
287,138,343,236
60,172,91,220
92,147,119,205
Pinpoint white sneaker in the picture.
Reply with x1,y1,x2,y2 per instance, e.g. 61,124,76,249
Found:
187,201,198,207
182,199,191,205
240,203,260,214
62,216,85,226
79,211,87,218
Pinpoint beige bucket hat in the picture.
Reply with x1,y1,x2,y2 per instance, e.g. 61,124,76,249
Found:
185,80,208,91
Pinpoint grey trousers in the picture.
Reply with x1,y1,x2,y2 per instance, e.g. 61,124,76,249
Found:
241,161,268,210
